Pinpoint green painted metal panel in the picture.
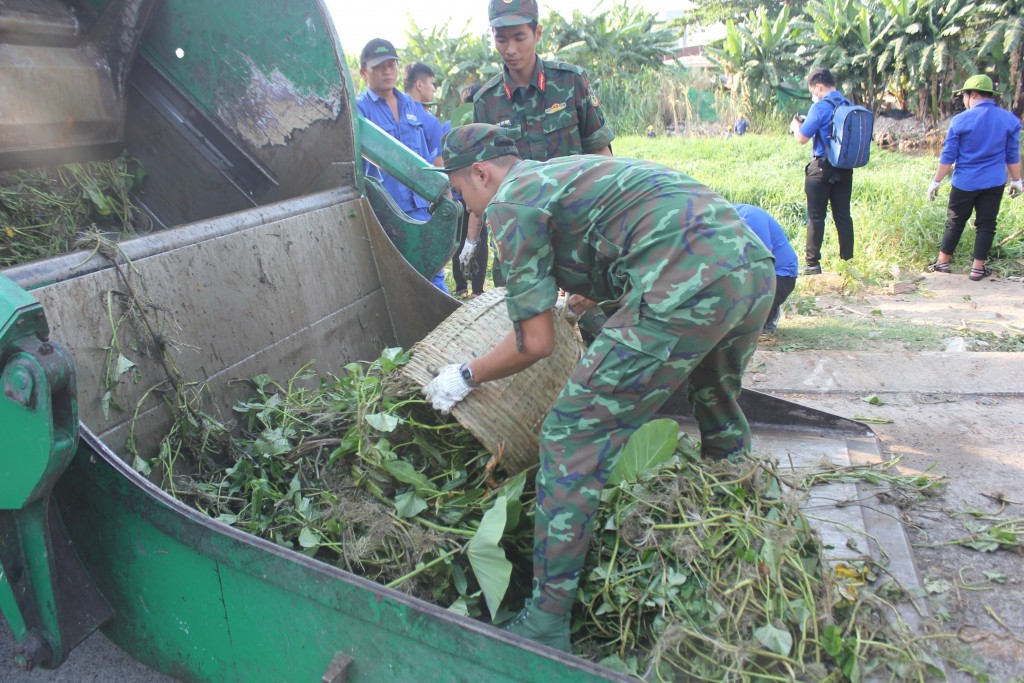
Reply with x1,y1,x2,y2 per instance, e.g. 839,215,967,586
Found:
58,430,626,683
141,0,343,120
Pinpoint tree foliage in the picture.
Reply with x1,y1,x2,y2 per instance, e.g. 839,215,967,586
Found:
704,0,1024,118
386,0,1023,130
541,3,681,81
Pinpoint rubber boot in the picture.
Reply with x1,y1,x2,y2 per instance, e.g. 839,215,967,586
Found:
504,600,572,652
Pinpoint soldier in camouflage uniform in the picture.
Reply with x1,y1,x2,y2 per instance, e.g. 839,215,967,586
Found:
459,0,615,285
424,124,775,652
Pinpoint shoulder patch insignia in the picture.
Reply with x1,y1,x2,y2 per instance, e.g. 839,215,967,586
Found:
544,102,567,115
590,92,600,107
497,119,512,127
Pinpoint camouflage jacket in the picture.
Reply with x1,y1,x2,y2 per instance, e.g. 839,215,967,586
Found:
472,58,614,161
483,156,773,340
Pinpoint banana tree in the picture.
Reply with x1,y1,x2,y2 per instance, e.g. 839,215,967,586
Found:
872,0,978,120
401,19,502,121
975,0,1024,115
541,3,681,81
803,0,886,108
705,5,803,112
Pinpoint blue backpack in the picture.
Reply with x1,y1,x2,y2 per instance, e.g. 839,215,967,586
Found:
822,93,874,169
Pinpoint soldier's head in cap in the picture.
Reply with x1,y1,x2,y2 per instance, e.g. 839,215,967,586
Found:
359,38,400,96
488,0,543,85
433,123,521,218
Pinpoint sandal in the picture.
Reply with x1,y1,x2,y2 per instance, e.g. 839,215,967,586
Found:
969,266,992,282
926,261,951,273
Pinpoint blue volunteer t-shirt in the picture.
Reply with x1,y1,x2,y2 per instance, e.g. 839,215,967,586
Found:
414,101,444,163
356,88,433,216
733,204,799,278
940,100,1022,191
799,91,846,159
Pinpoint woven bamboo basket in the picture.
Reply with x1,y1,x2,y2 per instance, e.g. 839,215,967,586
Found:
402,288,583,474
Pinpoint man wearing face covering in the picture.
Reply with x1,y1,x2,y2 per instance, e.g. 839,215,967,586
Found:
790,67,855,276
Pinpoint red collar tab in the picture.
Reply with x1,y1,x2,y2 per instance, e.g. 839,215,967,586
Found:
503,81,512,100
537,70,546,93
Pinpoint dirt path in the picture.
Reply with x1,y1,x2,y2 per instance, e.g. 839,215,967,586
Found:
752,272,1024,681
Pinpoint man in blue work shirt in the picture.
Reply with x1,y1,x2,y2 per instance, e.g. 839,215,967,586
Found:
734,204,799,337
790,67,855,276
404,62,444,166
357,38,448,293
926,74,1022,281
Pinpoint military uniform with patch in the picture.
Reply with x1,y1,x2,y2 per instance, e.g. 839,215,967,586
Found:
479,150,776,614
473,59,614,161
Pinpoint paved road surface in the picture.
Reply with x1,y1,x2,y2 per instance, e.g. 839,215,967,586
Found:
1,618,173,682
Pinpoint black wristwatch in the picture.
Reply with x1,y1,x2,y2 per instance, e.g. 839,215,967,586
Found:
459,363,479,387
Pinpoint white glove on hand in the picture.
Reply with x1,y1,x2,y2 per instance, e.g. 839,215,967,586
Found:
553,299,582,325
423,364,473,414
927,179,942,201
1010,178,1023,198
458,240,479,272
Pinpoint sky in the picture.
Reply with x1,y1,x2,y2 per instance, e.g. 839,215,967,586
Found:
324,0,686,53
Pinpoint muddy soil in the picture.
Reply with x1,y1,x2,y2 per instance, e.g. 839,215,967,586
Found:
753,271,1024,681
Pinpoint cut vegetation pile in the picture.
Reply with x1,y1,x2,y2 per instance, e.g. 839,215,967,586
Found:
143,348,949,682
0,153,148,267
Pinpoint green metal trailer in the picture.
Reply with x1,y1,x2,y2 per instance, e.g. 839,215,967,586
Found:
0,1,898,681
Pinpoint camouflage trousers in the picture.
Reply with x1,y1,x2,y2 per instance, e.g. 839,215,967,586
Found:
531,259,775,614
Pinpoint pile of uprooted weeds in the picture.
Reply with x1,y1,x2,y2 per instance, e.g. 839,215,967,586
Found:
0,153,148,267
145,348,950,681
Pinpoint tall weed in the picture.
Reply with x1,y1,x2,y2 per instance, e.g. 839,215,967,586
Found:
616,134,1024,280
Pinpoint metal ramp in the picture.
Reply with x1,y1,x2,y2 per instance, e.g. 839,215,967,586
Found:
667,393,934,640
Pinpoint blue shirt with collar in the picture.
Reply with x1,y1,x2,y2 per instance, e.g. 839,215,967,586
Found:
799,90,847,159
413,101,444,163
733,204,799,278
940,100,1022,191
356,88,433,217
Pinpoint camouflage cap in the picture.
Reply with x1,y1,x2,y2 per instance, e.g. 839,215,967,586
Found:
488,0,540,28
434,124,520,172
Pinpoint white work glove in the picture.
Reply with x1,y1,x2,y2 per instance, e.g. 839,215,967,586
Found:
458,240,479,272
553,299,582,325
423,364,474,414
926,179,942,201
1010,178,1023,198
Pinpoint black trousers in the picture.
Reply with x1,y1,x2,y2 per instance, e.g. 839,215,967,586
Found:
451,200,488,294
765,275,796,328
940,184,1004,261
804,158,854,266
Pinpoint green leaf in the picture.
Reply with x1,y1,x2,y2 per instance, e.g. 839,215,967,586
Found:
365,412,400,432
754,623,793,656
467,495,513,619
394,491,428,518
447,596,470,616
984,570,1008,584
497,470,528,502
609,418,679,485
131,455,152,476
381,459,437,496
815,626,839,655
116,353,136,376
298,526,320,549
250,374,273,391
860,394,884,405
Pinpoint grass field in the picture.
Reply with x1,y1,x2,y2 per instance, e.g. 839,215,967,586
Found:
615,133,1024,283
445,135,1024,351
